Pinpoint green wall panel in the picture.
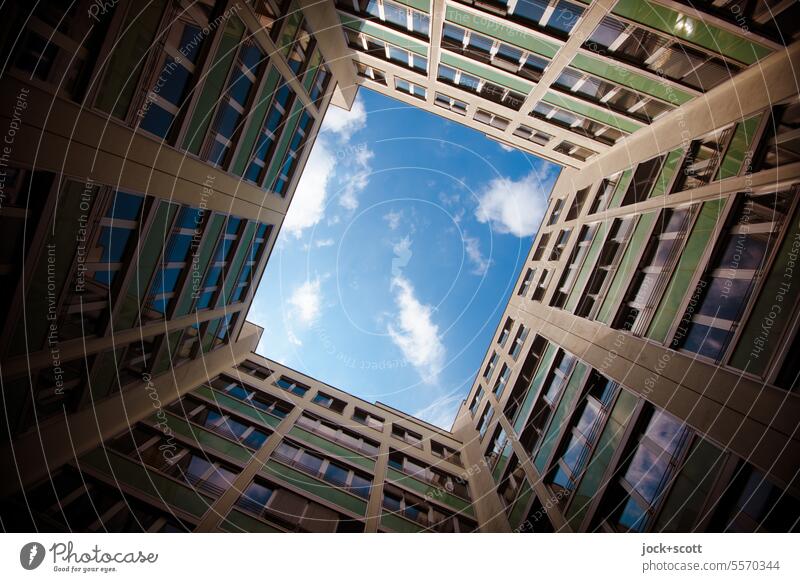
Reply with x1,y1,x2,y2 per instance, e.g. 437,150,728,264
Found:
730,204,800,374
646,199,726,342
183,15,245,154
596,211,657,324
491,441,513,483
386,468,474,515
570,53,693,105
611,0,771,65
381,512,424,532
543,92,642,134
440,52,533,94
261,460,368,516
513,343,558,434
221,509,282,532
217,221,256,306
396,0,430,11
276,3,303,57
445,5,559,58
716,114,763,181
288,426,375,470
82,448,212,518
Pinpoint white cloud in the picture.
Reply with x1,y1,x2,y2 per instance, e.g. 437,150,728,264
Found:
282,139,335,238
315,238,335,248
412,392,464,430
464,234,491,275
388,275,446,383
475,168,557,237
339,145,373,211
383,210,403,230
289,278,323,326
322,98,367,140
498,142,514,152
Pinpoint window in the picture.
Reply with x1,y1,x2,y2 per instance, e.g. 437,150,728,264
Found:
531,102,624,146
296,413,380,456
520,350,576,454
395,77,426,100
309,61,331,105
554,140,596,162
237,360,273,380
710,464,800,532
392,425,423,448
549,228,571,260
434,92,468,115
244,78,295,186
498,317,514,347
503,335,548,422
672,126,735,191
431,441,463,466
388,451,469,498
672,190,794,361
469,386,485,416
312,391,347,413
273,439,373,498
212,376,294,418
548,198,564,225
589,174,621,214
509,325,529,360
493,364,511,396
532,232,551,260
275,376,310,396
474,109,510,130
236,477,365,532
551,224,598,308
546,371,618,505
111,428,238,498
514,124,553,146
203,39,264,166
532,269,550,301
511,0,585,36
271,110,315,196
354,61,387,85
170,396,272,450
436,64,524,110
346,30,427,73
337,0,430,38
382,485,476,532
477,405,494,439
353,407,385,431
575,217,636,319
518,268,535,296
566,187,591,221
483,352,499,380
603,409,690,532
485,425,508,470
759,100,800,170
614,208,694,335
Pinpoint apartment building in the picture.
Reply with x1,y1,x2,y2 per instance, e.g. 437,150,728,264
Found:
1,1,799,533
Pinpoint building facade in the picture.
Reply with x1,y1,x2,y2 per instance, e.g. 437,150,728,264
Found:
2,1,800,532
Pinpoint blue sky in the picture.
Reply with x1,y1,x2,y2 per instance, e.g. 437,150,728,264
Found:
247,88,560,429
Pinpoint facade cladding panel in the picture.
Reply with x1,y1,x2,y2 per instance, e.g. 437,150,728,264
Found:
0,0,798,532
